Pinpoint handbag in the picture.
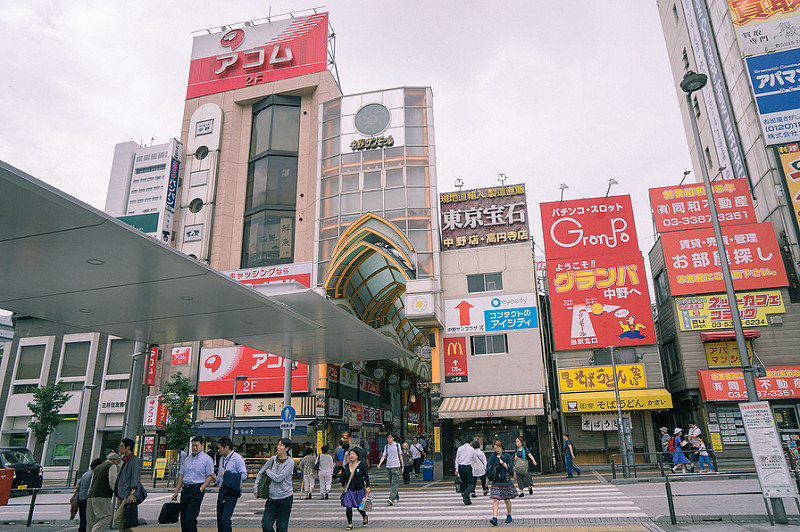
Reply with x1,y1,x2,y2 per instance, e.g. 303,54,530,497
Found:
135,482,147,504
157,501,181,524
454,474,463,493
359,494,372,512
514,456,529,475
122,501,139,528
257,459,274,499
340,462,358,506
69,487,79,520
313,455,320,471
221,471,243,499
487,463,499,482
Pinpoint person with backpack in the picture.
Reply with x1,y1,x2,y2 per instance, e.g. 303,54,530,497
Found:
486,439,516,526
670,428,689,474
562,434,580,478
687,421,702,472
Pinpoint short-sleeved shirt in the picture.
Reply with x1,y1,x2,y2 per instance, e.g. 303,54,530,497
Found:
219,451,247,483
78,470,93,500
410,443,423,460
383,442,402,468
180,451,215,485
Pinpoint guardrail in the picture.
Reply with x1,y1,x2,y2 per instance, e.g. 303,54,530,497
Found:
611,450,723,479
3,487,74,528
664,470,800,525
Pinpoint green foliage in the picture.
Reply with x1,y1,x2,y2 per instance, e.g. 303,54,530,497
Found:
161,372,202,451
27,382,72,442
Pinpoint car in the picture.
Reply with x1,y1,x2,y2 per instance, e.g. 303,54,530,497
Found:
0,447,43,494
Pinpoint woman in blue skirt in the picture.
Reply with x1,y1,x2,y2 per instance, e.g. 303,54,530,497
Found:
671,428,689,474
340,449,370,530
486,439,516,526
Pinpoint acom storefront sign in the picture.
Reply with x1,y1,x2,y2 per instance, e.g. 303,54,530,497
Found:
198,346,309,396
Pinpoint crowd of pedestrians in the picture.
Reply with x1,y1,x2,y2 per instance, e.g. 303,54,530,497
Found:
660,421,714,474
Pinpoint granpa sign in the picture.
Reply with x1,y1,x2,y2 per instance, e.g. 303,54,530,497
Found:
540,195,639,260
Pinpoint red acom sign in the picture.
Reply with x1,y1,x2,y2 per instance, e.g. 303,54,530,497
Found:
649,179,757,233
186,13,329,99
198,346,309,396
661,222,788,296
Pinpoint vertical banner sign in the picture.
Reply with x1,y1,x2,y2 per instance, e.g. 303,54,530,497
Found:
745,47,800,145
739,402,796,498
443,337,468,383
146,347,158,385
776,143,800,241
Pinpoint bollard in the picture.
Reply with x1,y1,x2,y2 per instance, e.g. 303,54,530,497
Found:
611,458,616,480
26,488,38,527
665,475,676,525
659,452,665,477
710,448,719,473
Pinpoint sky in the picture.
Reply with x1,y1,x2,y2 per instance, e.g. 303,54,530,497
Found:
0,1,692,267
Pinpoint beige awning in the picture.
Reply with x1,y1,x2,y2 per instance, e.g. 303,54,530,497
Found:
438,393,544,419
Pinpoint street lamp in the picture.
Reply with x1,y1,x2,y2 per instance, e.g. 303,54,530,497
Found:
559,183,569,201
680,70,786,521
605,178,618,198
607,346,633,477
67,384,97,486
455,178,464,191
229,376,248,441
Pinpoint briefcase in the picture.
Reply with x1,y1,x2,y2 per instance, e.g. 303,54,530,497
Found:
123,502,139,529
157,501,181,524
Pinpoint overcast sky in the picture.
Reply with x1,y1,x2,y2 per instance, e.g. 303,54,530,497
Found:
0,1,692,260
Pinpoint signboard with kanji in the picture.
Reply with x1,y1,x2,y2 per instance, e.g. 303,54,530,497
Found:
704,340,753,368
444,292,538,334
561,389,672,413
547,252,655,351
745,48,800,145
649,179,757,233
661,222,788,295
540,195,639,260
698,366,800,401
726,0,800,56
739,401,797,498
777,143,800,240
442,337,468,383
198,346,309,396
558,364,647,393
440,184,529,250
675,289,785,330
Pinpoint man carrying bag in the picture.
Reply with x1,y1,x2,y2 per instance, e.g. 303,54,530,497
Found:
114,438,143,532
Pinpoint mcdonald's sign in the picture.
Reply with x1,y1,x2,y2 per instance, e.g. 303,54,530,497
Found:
443,337,468,383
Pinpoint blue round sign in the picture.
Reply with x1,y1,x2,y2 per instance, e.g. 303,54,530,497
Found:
281,406,296,423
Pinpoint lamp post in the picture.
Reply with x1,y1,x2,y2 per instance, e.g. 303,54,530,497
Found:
608,346,633,477
680,70,786,523
229,376,247,441
67,384,97,486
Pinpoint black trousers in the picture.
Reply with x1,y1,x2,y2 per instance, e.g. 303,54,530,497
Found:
262,495,293,532
180,484,205,532
77,498,87,532
457,464,475,504
345,507,367,525
216,491,239,532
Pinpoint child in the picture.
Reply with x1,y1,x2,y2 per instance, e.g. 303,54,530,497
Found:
697,436,714,472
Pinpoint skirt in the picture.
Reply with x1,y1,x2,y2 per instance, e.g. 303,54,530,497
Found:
342,488,366,509
490,480,518,500
672,451,689,464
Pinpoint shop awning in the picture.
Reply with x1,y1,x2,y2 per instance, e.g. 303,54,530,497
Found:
561,388,672,414
700,329,761,342
196,418,314,437
438,394,544,419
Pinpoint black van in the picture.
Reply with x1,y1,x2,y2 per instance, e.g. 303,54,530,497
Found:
0,448,43,493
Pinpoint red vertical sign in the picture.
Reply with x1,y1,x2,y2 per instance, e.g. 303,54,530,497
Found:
146,347,158,385
443,337,468,383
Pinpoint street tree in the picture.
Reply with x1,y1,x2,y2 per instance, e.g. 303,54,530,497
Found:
160,372,202,456
28,381,72,461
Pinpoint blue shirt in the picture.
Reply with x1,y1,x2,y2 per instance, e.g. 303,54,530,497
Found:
219,451,247,483
180,451,214,485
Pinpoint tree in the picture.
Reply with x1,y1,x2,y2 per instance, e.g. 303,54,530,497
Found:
161,372,202,453
28,381,72,461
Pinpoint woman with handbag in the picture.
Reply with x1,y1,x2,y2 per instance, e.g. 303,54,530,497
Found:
401,442,412,484
299,448,316,499
254,438,294,532
513,437,536,497
317,445,334,500
486,440,516,526
471,440,488,497
340,449,370,530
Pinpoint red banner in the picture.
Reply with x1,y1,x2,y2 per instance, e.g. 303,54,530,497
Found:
649,179,757,233
443,337,468,383
327,364,339,382
547,252,655,351
171,346,190,366
661,222,788,295
146,347,158,385
698,366,800,401
198,346,309,396
359,374,380,395
540,196,639,260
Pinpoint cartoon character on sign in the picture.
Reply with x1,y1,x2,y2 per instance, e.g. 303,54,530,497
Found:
618,315,646,340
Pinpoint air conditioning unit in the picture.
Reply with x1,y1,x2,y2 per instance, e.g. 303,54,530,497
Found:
769,315,783,326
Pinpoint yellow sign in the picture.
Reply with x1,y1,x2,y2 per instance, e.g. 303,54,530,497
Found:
561,389,672,413
558,364,646,392
434,426,441,454
676,290,785,331
153,458,168,479
709,432,723,452
704,340,754,368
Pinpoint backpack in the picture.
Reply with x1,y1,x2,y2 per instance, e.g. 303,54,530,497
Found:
667,436,676,453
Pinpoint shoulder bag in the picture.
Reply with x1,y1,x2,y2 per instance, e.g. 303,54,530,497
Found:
340,461,358,506
313,455,320,471
257,459,274,499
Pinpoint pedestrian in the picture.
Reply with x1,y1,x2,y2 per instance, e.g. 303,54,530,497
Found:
216,437,247,532
471,440,488,497
317,445,334,499
113,438,143,532
300,447,316,499
513,437,536,497
254,437,295,532
671,428,689,474
340,448,370,530
659,427,670,463
455,437,477,505
487,439,516,526
401,442,412,484
172,436,215,532
410,436,425,478
687,421,702,472
696,436,714,472
333,442,349,481
76,458,103,532
562,434,581,478
417,434,428,455
86,452,120,532
376,432,404,505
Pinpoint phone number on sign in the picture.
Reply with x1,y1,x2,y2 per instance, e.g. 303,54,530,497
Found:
661,211,750,227
727,389,798,399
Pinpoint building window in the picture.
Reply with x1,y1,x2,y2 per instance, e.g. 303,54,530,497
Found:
107,339,135,375
471,334,507,355
60,341,90,378
134,164,166,174
44,418,76,466
682,48,690,71
592,347,636,365
467,272,503,293
664,339,681,374
673,4,680,24
242,95,301,268
16,344,46,380
693,95,701,118
12,384,39,394
104,379,129,390
705,147,714,170
655,269,671,305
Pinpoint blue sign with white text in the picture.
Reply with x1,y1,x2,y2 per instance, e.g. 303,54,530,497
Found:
484,307,538,331
746,48,800,145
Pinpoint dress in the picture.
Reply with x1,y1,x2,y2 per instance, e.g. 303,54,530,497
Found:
487,452,517,501
672,435,689,464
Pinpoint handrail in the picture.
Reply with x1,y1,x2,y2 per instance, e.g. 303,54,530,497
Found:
610,450,724,479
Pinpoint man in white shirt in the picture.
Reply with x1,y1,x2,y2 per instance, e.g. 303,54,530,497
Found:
687,421,702,472
409,436,425,477
215,437,248,532
455,438,477,505
377,433,404,505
